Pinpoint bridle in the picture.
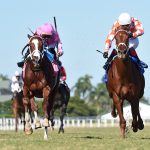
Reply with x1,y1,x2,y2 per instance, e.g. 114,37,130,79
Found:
115,29,130,58
28,35,45,69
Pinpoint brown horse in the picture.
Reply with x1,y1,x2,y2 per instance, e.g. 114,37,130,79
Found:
22,35,59,139
106,26,145,138
12,91,35,132
49,82,70,133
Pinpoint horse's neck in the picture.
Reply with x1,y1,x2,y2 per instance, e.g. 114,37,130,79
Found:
24,62,44,81
113,58,132,77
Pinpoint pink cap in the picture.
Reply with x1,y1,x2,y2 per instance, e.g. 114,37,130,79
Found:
36,23,54,36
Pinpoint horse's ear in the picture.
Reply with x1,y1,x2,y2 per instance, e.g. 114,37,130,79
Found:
27,34,32,39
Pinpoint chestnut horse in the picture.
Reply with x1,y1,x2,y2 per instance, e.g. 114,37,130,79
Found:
22,35,59,139
49,82,70,133
106,26,145,138
12,91,34,132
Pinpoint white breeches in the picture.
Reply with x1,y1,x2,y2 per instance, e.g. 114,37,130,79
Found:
129,37,139,49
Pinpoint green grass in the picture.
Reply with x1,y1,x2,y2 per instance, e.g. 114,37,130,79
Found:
0,127,150,150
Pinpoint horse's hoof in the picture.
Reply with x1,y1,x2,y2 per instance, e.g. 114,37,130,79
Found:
138,123,144,130
51,121,55,127
35,120,42,129
111,111,117,118
58,128,64,134
132,127,138,132
25,127,33,135
43,118,50,127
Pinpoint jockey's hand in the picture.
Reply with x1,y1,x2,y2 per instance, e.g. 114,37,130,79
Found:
103,52,108,59
128,32,133,38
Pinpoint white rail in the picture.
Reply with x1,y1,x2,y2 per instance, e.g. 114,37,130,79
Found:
1,117,150,130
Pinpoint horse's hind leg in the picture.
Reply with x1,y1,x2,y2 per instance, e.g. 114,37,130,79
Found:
137,103,144,130
49,109,55,130
58,104,66,134
113,93,126,138
131,102,138,132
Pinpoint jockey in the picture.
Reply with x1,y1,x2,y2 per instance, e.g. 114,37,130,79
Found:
35,22,63,61
103,12,148,70
17,22,63,67
11,71,23,96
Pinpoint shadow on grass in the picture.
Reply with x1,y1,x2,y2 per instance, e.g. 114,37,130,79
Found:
75,136,102,139
141,137,150,140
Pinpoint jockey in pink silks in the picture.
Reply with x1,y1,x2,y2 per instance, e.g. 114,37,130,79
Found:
35,22,63,60
17,22,63,69
103,13,148,71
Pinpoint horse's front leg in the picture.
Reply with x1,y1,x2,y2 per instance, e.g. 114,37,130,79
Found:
42,86,51,140
30,97,41,129
113,92,126,138
49,108,55,130
111,103,117,118
42,86,51,127
23,87,33,135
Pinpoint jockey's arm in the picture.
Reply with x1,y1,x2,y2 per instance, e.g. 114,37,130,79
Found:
132,18,144,38
104,22,116,53
57,42,63,57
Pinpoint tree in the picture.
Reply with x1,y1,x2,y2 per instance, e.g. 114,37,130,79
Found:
73,74,93,100
88,82,112,114
67,96,97,116
0,74,9,80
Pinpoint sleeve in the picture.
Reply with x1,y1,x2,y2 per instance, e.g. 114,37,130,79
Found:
132,18,144,38
11,83,15,92
104,21,117,52
55,32,64,56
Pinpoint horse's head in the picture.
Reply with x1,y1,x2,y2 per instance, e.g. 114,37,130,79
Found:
28,35,44,68
115,26,130,58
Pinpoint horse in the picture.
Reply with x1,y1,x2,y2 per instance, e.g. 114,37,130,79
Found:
49,82,70,133
22,34,59,139
106,26,145,138
12,91,34,132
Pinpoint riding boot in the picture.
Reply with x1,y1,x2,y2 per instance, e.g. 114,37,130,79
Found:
103,49,117,70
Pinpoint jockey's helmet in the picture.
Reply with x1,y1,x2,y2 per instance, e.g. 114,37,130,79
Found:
118,13,131,25
15,71,20,76
36,23,55,37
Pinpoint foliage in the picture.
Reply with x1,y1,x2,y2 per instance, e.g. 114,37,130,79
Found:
73,74,93,100
67,96,97,116
0,74,9,80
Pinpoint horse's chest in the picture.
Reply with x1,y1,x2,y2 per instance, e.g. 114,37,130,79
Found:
30,80,46,91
